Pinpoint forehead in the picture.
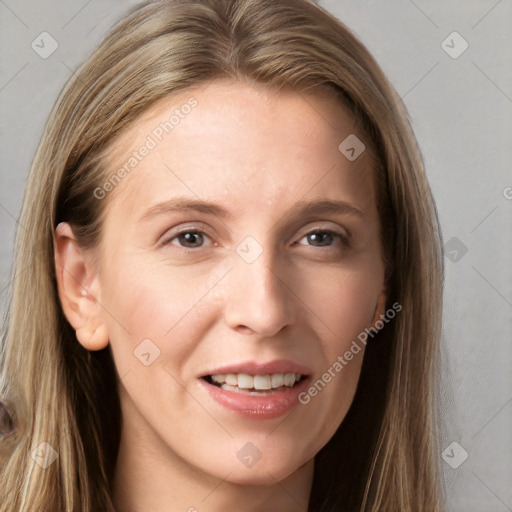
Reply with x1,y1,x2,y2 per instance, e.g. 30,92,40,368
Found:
101,80,377,219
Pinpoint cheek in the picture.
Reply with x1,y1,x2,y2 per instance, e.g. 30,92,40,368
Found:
296,263,383,346
278,262,382,429
98,255,226,373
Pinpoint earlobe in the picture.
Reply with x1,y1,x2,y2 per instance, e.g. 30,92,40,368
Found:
54,222,109,351
371,289,387,327
76,324,109,351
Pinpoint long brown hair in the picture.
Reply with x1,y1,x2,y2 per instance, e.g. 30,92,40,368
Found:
0,1,444,510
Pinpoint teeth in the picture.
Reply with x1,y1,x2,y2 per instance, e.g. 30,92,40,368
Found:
225,374,237,386
284,373,296,386
237,374,253,389
211,374,225,384
271,374,284,387
253,375,271,390
209,372,302,390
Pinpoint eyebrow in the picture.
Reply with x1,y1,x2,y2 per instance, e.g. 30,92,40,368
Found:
139,197,232,222
138,196,364,223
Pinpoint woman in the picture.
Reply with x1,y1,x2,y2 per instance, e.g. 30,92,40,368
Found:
0,0,444,510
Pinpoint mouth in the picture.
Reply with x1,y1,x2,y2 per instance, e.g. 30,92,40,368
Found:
203,372,307,395
198,361,312,418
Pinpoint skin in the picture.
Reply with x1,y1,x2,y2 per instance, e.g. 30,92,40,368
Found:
55,80,387,512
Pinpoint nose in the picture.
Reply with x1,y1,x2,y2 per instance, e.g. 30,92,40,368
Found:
222,245,294,337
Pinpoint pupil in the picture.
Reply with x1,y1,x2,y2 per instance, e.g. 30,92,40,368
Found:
309,232,332,246
180,232,202,247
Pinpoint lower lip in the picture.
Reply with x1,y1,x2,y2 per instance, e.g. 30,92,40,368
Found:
199,377,310,419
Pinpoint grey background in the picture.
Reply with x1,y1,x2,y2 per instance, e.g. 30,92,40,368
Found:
1,1,511,510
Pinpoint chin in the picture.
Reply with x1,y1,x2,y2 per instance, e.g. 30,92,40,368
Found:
219,446,311,487
224,463,302,486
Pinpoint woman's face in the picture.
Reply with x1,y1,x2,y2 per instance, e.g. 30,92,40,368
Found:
88,80,386,484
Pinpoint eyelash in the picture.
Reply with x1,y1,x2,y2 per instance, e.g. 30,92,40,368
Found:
295,229,349,249
162,228,349,251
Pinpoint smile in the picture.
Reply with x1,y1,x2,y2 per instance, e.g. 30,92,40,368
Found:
205,372,305,394
199,360,312,418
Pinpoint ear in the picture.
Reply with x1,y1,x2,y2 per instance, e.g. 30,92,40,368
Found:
370,286,387,328
54,222,109,351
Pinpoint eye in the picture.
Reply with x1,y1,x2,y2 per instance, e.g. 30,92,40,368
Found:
163,229,211,249
297,229,348,248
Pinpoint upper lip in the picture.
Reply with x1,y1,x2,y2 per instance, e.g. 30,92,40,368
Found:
201,359,312,377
